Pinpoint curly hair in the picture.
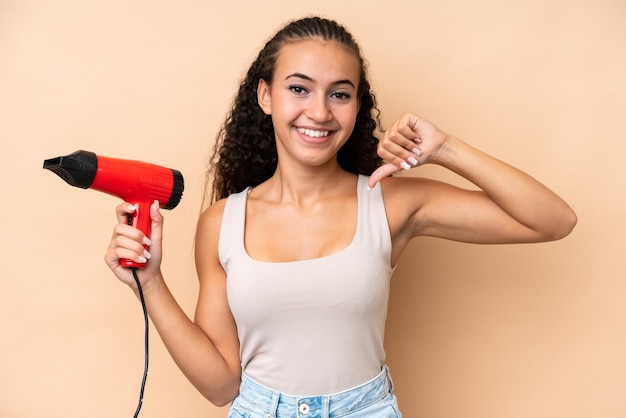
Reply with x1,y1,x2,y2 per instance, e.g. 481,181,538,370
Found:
205,16,383,204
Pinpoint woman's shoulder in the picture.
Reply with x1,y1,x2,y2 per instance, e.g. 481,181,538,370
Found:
197,197,228,236
379,175,438,197
378,175,447,224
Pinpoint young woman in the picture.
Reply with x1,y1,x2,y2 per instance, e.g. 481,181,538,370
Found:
105,16,576,418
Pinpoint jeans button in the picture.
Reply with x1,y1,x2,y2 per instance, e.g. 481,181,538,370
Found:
298,402,310,415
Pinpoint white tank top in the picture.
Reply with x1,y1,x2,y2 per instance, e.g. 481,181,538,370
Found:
219,175,393,395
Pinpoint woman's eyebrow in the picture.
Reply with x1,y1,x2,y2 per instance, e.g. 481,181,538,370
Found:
285,73,356,89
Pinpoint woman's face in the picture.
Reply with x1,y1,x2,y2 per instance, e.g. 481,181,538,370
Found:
257,38,361,170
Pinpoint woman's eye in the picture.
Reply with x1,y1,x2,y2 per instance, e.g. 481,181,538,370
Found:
289,85,307,94
331,92,351,100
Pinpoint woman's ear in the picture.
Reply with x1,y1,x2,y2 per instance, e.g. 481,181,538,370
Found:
257,79,272,115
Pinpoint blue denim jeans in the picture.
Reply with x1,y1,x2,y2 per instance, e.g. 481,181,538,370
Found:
227,365,402,418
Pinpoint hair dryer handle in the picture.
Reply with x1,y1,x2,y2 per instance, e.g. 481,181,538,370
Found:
120,201,153,269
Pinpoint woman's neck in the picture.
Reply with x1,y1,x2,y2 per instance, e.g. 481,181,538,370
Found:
258,163,355,208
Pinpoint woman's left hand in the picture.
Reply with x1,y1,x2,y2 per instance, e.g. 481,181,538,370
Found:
368,112,448,188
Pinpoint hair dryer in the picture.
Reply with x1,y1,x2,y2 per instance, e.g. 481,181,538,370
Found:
43,150,184,269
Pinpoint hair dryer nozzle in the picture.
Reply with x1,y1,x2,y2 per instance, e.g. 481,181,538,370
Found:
43,150,97,189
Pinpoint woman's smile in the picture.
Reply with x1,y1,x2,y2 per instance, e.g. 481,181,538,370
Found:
294,126,334,145
296,127,330,138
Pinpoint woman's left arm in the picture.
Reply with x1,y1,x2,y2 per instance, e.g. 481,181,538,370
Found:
371,112,577,244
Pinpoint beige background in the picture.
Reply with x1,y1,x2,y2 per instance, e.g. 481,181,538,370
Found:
1,0,624,417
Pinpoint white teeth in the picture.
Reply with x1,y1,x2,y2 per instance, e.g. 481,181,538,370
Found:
297,128,330,138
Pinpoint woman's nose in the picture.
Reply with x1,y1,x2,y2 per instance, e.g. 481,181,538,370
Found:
306,95,332,122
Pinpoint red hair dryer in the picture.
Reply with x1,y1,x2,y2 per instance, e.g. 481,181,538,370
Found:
43,150,184,269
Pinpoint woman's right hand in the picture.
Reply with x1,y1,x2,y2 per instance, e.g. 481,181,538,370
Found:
104,200,164,291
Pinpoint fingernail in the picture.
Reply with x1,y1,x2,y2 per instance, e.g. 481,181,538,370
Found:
367,185,373,191
400,161,411,170
138,256,147,263
413,148,422,156
143,250,152,260
143,237,152,246
408,157,418,166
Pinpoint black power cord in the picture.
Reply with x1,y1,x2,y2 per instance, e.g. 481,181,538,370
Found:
130,267,149,418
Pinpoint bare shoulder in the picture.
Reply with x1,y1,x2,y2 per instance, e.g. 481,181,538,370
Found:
197,198,228,237
378,176,424,240
379,175,429,197
378,175,463,239
195,198,228,279
380,174,465,208
379,175,438,215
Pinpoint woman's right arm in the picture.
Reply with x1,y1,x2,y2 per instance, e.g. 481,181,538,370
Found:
104,200,241,407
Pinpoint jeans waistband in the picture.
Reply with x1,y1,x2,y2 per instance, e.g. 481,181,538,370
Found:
238,365,394,418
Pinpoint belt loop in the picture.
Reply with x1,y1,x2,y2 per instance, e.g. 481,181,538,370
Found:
322,395,330,418
267,391,280,418
384,364,395,393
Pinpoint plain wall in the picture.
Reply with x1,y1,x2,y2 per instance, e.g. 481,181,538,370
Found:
1,0,624,417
